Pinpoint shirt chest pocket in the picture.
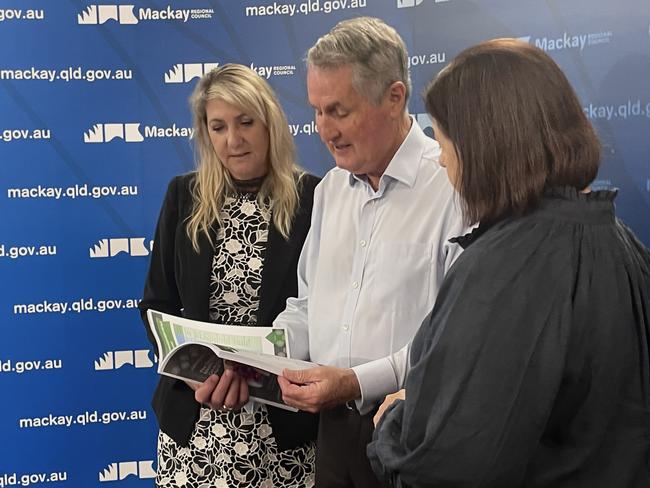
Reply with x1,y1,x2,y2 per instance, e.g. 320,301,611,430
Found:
370,241,433,313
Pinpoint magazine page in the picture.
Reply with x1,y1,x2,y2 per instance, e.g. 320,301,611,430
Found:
214,348,316,376
146,310,316,411
147,309,288,364
159,342,225,384
158,341,306,412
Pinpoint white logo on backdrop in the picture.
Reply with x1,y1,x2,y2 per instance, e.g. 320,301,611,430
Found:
397,0,449,8
164,63,220,83
84,123,193,142
94,350,154,370
77,5,138,25
99,461,156,482
84,123,144,143
164,62,295,83
517,31,613,51
78,5,214,25
89,238,152,258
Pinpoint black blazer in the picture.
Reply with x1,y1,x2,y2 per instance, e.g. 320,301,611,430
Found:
139,172,320,450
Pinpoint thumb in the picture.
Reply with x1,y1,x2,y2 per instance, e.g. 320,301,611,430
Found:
282,367,314,385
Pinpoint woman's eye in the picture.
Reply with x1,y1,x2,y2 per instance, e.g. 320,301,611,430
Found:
212,126,224,132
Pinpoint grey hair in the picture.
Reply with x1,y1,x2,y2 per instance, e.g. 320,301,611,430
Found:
306,16,411,106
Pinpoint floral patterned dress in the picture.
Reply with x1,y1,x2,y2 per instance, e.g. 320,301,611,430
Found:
156,191,315,488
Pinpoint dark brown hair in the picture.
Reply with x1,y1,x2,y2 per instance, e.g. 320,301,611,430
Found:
424,38,600,224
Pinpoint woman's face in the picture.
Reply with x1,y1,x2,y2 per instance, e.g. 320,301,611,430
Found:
432,119,460,189
205,98,270,180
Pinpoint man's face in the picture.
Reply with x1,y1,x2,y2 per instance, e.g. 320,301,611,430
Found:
307,65,399,179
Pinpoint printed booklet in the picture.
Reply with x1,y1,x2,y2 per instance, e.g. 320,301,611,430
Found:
147,310,316,411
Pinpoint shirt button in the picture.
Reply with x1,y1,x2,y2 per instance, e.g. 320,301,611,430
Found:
352,281,359,289
360,240,367,247
342,324,349,331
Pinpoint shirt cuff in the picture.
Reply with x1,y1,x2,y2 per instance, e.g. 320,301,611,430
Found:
352,358,398,415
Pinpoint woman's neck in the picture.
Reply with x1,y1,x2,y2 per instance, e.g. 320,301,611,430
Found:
231,174,266,193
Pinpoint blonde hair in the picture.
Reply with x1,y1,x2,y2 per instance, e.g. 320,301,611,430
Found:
186,63,304,251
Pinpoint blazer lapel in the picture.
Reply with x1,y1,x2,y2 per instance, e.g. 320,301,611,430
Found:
258,223,299,325
184,228,216,321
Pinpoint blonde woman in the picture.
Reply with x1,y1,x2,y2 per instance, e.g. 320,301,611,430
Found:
139,64,319,487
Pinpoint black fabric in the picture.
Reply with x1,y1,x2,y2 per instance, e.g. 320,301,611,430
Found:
231,174,266,193
368,187,650,487
139,171,321,451
316,405,391,488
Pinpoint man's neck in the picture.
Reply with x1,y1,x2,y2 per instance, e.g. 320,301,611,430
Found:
366,114,412,191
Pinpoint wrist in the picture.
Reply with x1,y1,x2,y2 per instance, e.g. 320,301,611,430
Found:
343,368,361,402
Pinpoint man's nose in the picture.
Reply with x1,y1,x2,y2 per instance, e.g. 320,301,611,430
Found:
317,116,339,143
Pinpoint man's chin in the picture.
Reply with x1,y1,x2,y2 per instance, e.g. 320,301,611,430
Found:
333,158,358,173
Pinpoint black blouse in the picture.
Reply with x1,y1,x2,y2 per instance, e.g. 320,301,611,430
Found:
368,187,650,487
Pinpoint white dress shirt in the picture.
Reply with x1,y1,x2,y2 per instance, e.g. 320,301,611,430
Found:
274,119,467,414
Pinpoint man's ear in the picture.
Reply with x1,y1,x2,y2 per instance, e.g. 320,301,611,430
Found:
386,81,407,116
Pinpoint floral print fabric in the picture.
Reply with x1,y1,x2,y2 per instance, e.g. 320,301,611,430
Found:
156,192,315,487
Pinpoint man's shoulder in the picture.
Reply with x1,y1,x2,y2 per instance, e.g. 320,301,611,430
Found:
315,166,352,194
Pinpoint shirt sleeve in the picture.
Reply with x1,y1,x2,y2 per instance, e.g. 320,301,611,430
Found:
368,235,574,486
273,181,324,361
352,342,411,414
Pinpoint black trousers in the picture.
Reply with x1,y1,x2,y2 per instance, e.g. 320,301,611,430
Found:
315,405,391,488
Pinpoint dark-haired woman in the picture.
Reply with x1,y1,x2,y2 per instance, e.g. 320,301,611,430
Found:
369,39,650,487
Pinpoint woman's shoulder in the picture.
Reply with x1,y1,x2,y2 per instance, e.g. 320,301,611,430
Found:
161,171,196,212
169,171,197,192
297,172,321,196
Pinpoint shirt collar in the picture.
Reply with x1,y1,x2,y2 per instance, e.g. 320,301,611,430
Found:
348,116,427,190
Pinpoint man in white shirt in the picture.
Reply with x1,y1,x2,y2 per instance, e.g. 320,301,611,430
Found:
273,17,468,487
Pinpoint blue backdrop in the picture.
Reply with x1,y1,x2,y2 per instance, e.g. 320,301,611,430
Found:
1,1,648,486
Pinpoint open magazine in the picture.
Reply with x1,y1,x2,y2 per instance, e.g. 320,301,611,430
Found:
147,310,316,411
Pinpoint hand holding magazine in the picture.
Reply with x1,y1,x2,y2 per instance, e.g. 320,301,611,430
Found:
147,310,316,411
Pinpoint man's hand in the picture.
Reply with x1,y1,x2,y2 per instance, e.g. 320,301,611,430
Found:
373,389,405,426
194,366,249,411
278,365,361,413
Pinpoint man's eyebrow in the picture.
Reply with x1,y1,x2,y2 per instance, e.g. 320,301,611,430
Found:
311,102,343,113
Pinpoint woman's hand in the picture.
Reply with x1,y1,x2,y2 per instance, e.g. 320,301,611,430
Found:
373,389,405,426
194,363,250,411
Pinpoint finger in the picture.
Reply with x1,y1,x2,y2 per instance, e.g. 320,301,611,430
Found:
278,375,303,398
210,369,235,407
223,375,242,409
282,367,315,385
373,405,386,427
194,375,220,404
279,378,320,411
238,378,249,407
